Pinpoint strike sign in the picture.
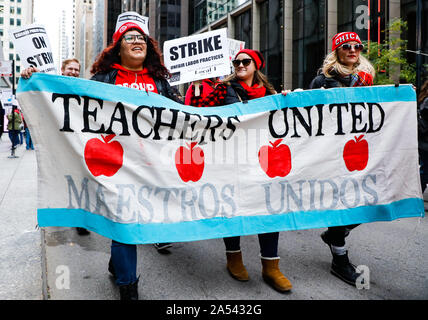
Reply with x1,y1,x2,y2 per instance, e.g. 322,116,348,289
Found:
163,29,231,86
9,24,56,74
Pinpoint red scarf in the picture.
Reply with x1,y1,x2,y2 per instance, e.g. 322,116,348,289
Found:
239,81,267,100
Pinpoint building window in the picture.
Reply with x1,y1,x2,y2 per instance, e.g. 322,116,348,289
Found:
260,0,283,92
193,0,207,32
234,10,252,49
292,0,326,89
338,0,386,43
10,18,15,25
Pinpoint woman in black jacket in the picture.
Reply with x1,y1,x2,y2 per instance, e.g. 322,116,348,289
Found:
309,31,375,286
190,49,292,293
89,22,182,300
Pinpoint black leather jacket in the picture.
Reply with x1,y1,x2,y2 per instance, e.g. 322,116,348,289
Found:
309,70,352,89
90,69,183,104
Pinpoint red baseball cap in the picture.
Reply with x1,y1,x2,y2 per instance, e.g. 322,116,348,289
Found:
332,32,362,51
112,22,145,44
235,49,265,70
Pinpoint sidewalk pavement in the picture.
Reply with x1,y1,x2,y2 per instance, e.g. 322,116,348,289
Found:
0,136,42,299
0,136,427,300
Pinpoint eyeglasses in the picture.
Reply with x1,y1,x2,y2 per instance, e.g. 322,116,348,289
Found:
232,58,252,68
123,34,147,44
340,43,364,51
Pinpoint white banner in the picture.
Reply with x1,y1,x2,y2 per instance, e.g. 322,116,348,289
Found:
163,29,231,86
16,75,424,244
9,24,56,74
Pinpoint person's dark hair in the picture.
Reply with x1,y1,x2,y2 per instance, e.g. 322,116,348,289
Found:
90,28,171,79
418,79,428,105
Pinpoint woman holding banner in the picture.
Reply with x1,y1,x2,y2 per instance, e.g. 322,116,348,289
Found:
189,49,292,293
89,22,182,300
308,31,375,286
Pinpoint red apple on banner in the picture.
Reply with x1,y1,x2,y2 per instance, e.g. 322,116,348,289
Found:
175,142,205,182
258,139,292,178
343,135,369,171
84,134,124,177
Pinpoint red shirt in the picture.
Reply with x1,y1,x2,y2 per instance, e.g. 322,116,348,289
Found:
112,63,158,93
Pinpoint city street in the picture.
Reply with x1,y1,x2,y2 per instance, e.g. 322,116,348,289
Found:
0,136,427,301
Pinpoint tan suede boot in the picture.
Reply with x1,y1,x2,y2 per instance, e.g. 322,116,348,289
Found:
226,251,249,281
261,258,292,292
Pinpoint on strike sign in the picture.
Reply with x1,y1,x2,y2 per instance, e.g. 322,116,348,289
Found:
163,29,230,86
9,24,56,74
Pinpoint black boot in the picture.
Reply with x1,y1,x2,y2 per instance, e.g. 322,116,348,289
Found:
321,231,361,286
76,227,90,235
119,278,139,300
108,257,116,279
331,251,362,286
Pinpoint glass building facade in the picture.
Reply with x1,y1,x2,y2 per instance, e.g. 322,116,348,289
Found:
184,0,426,91
292,0,325,89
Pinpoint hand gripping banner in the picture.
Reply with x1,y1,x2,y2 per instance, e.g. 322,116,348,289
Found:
17,74,424,244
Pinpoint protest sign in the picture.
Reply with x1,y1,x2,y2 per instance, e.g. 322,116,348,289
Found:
163,29,231,86
17,74,424,244
227,38,245,73
0,60,13,77
9,24,56,74
115,11,149,36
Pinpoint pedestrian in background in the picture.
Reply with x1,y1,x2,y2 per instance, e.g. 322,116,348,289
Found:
7,102,23,151
23,118,34,150
190,49,293,293
417,79,428,193
0,100,4,140
309,31,375,286
90,21,182,300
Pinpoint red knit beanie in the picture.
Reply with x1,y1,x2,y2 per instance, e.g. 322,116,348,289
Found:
235,49,265,70
332,32,362,51
112,22,145,44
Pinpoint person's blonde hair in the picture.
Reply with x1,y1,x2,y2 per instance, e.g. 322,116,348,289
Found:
61,58,80,71
223,70,277,94
322,50,375,79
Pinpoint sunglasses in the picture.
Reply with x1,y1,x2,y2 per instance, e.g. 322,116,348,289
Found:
340,43,364,51
123,34,147,44
232,58,252,68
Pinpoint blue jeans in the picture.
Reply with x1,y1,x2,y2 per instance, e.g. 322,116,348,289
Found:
25,128,34,149
224,232,279,258
8,130,20,149
110,240,137,286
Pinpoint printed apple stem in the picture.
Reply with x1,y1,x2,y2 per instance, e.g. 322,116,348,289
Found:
269,139,283,147
186,142,198,149
355,135,365,142
101,134,116,144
